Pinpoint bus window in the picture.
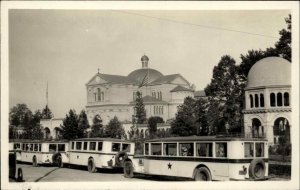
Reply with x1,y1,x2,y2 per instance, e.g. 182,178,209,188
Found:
49,144,57,152
58,144,65,152
255,143,264,157
122,144,131,152
112,143,121,152
145,143,149,155
216,143,227,157
22,144,26,151
14,143,20,149
34,144,38,151
98,142,103,151
151,143,162,155
163,143,177,156
29,144,34,151
89,142,96,151
83,142,88,150
179,143,194,156
244,142,254,157
72,142,75,150
39,144,41,152
76,142,82,150
196,143,212,157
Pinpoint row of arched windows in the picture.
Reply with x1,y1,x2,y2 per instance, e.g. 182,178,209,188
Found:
152,91,162,100
250,94,264,108
94,88,104,102
249,92,290,108
270,92,289,107
154,106,164,115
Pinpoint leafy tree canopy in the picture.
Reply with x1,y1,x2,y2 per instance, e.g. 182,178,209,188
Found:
41,105,54,119
105,116,125,139
134,91,147,124
147,116,164,139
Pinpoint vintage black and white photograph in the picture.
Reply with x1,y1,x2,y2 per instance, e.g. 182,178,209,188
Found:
1,1,299,190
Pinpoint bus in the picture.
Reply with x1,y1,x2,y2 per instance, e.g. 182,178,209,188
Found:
68,138,135,173
123,136,268,181
18,140,69,167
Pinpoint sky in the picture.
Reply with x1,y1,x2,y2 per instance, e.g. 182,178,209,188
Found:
9,9,290,118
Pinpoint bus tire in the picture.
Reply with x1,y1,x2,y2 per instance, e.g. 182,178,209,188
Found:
17,168,23,182
194,167,212,181
249,159,266,180
87,158,96,173
115,151,128,167
32,156,38,167
123,161,134,178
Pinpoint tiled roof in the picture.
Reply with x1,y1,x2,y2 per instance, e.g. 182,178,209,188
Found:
100,74,139,84
149,74,181,85
194,90,206,97
170,85,194,92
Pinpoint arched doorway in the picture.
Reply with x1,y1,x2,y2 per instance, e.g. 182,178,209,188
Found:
251,118,264,138
44,127,51,139
273,117,290,144
54,127,62,140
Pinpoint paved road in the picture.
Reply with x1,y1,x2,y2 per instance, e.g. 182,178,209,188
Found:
15,163,290,182
16,163,146,182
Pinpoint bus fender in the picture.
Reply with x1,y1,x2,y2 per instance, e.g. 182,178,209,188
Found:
115,151,128,167
248,159,266,179
193,164,212,181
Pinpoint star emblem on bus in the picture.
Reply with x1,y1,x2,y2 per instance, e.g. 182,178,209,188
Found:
167,163,172,169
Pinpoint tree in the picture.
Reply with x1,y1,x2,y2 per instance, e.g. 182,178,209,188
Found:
105,116,125,139
147,116,164,139
61,109,79,140
275,14,291,61
134,91,146,124
194,97,209,136
171,97,197,136
78,110,90,138
41,105,54,119
205,55,244,133
9,104,33,127
90,115,103,137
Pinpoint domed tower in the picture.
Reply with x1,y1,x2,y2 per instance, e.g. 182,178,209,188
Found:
243,57,291,145
128,55,163,84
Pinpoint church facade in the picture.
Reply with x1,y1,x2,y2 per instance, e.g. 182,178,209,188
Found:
243,57,291,145
85,55,195,125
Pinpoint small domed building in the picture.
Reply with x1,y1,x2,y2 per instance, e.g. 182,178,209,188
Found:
243,57,291,145
85,55,194,125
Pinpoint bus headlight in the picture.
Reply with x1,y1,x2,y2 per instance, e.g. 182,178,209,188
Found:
239,165,247,175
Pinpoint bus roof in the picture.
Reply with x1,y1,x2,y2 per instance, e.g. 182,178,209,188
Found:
146,135,268,143
9,139,69,143
72,138,133,143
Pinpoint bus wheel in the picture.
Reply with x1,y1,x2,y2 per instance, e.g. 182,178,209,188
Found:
17,168,24,182
32,156,38,167
57,156,63,168
249,159,265,180
87,158,96,173
123,161,134,178
194,167,212,181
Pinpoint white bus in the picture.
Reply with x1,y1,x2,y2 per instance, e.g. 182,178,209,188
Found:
68,138,135,173
18,140,69,167
123,136,268,181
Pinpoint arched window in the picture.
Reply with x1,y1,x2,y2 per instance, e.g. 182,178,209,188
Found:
270,93,276,107
277,93,282,106
284,92,290,106
250,95,254,108
255,94,259,107
260,94,264,107
97,88,101,101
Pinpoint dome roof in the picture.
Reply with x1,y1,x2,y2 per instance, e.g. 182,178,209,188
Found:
247,57,291,88
128,68,163,83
